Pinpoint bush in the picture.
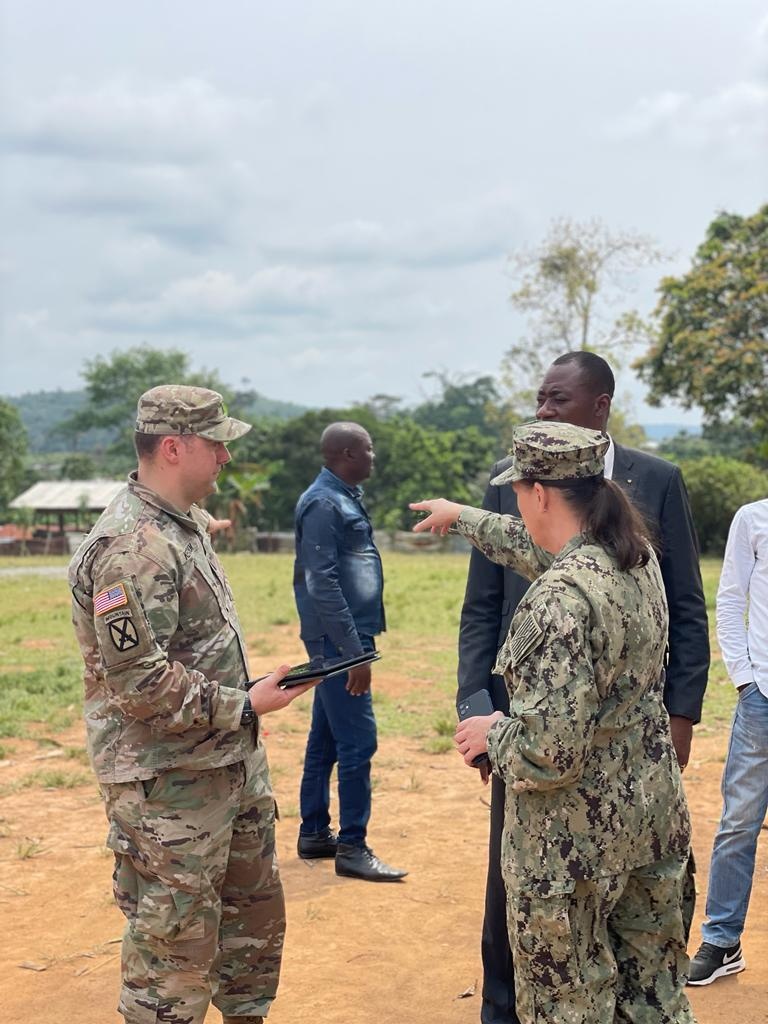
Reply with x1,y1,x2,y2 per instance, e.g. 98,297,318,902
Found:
679,456,768,555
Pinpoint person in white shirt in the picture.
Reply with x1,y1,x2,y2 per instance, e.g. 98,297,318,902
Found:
688,497,768,986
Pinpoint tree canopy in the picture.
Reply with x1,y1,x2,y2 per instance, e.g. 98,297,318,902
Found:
412,372,501,435
635,205,768,450
60,345,229,462
500,217,666,421
0,399,30,512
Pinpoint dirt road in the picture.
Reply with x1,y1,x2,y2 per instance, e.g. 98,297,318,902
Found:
1,671,766,1024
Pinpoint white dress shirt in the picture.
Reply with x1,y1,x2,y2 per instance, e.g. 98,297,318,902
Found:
604,436,615,481
716,498,768,696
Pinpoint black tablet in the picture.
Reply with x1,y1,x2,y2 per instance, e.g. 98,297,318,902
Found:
278,650,381,688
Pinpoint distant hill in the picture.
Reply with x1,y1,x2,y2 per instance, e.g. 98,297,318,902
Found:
6,389,308,453
641,422,702,443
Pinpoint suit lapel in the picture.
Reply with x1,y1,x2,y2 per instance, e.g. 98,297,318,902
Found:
611,443,637,498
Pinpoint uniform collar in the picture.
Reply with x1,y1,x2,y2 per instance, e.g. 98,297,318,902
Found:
127,472,206,532
552,532,590,564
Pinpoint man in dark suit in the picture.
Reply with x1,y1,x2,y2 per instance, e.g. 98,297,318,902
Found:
458,350,710,1024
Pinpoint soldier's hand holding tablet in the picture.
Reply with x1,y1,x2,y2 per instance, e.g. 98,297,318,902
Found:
245,664,320,715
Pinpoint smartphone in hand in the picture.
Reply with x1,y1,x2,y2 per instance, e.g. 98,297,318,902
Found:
456,690,494,767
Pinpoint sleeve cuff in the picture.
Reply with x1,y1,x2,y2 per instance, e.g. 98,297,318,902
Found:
212,685,248,731
486,716,509,781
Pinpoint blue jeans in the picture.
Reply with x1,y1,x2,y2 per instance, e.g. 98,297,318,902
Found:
702,682,768,947
298,636,377,847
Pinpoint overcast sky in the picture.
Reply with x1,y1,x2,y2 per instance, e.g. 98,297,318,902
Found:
1,1,766,423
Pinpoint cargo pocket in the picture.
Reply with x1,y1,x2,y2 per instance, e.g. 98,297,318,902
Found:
106,817,204,941
510,884,580,1010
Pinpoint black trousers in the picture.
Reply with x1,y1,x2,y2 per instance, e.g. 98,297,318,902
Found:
481,773,519,1024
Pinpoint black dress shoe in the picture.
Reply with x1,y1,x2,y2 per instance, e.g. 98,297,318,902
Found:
335,843,408,882
297,829,338,859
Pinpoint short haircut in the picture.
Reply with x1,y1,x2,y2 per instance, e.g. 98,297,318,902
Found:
320,421,370,459
134,431,199,461
134,431,163,460
553,351,615,398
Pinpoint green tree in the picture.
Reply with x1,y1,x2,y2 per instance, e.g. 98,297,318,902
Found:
500,218,666,418
635,205,768,454
412,372,501,437
0,399,30,514
605,407,648,449
661,418,763,465
207,462,280,549
59,453,98,479
678,456,768,554
366,418,494,530
61,345,230,465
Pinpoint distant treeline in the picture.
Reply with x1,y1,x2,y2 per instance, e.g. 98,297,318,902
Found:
6,389,307,453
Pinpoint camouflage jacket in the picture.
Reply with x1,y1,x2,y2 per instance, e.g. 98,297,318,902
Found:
457,507,691,893
68,474,254,783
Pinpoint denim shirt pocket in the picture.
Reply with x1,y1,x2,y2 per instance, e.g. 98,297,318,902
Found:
345,520,372,552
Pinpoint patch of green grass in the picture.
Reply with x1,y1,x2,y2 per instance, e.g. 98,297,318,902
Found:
0,551,734,744
422,736,454,755
0,663,82,739
0,556,70,570
698,557,739,731
65,746,90,764
433,715,455,737
18,769,91,790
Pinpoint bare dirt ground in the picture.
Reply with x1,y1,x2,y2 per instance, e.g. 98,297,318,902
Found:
1,662,766,1024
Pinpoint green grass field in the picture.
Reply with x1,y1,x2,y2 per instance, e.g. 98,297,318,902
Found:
0,553,736,757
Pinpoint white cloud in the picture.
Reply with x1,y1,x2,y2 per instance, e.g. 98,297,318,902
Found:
35,159,250,249
13,309,49,330
3,77,269,164
89,265,333,334
756,11,768,54
606,80,768,151
267,190,525,269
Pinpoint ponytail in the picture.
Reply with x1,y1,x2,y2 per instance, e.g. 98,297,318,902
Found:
546,477,656,571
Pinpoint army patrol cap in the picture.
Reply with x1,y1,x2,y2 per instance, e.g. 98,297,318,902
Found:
491,422,609,486
135,385,252,442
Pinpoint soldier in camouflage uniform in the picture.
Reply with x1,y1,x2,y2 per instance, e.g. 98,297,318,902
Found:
69,386,314,1024
412,422,696,1024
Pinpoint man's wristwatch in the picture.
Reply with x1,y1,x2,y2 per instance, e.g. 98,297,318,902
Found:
240,694,256,726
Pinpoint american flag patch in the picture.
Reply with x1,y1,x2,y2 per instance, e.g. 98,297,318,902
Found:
94,583,128,616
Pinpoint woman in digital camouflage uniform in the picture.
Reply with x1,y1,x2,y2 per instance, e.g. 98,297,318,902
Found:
411,421,695,1024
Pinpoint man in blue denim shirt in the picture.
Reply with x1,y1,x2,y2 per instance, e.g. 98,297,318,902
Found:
293,422,407,882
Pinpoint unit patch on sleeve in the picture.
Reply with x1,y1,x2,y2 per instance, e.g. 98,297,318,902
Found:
94,583,128,616
107,616,139,652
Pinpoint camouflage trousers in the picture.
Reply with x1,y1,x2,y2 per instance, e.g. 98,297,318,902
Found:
100,743,285,1024
506,853,697,1024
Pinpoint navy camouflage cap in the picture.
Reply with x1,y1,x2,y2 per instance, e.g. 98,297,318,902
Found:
491,422,609,486
135,385,252,442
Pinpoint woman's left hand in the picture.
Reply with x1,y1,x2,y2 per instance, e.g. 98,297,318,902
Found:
455,711,505,767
